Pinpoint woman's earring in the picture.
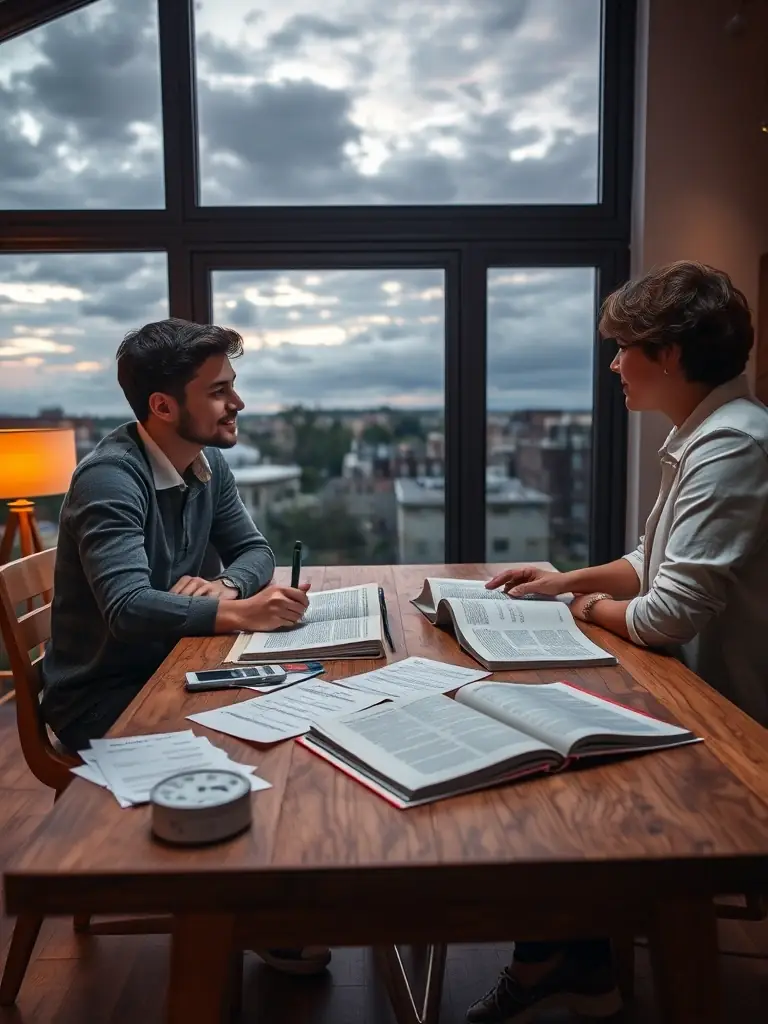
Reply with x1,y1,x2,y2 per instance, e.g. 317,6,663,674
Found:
663,368,669,376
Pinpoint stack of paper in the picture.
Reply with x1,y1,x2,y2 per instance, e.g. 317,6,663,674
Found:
72,730,271,808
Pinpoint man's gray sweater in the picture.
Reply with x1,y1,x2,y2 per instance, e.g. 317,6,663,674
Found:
41,422,275,740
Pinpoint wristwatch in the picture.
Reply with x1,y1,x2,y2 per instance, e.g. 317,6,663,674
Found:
580,592,611,622
217,577,241,597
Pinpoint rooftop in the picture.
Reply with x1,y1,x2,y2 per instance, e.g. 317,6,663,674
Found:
395,475,550,508
230,465,301,486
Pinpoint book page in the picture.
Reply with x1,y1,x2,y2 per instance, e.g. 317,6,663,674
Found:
310,694,555,795
336,656,488,699
412,578,508,616
302,584,378,623
456,681,692,755
446,598,613,664
243,611,380,657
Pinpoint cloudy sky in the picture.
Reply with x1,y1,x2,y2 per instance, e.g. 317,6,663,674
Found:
0,0,601,417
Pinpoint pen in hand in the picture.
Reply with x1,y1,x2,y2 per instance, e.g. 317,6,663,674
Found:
291,540,303,589
378,586,396,653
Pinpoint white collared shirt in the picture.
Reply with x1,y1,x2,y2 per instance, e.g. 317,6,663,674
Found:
136,422,211,491
622,375,768,725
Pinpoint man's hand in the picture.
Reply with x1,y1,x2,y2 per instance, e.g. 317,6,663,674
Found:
237,582,312,631
170,576,240,600
486,566,565,598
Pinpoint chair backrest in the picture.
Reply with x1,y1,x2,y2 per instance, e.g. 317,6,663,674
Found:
0,548,75,791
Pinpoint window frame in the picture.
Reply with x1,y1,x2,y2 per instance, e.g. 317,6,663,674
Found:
0,0,636,565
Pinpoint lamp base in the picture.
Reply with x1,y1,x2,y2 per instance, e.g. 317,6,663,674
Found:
0,500,46,564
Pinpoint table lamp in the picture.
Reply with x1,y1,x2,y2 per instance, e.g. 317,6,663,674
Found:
0,427,78,563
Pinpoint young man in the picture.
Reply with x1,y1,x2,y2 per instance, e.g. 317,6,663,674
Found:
41,319,330,974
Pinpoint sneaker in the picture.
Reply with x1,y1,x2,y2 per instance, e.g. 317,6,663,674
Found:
254,947,332,975
465,958,621,1023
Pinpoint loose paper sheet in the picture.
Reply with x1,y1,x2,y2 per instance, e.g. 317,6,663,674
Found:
188,680,384,744
336,656,488,699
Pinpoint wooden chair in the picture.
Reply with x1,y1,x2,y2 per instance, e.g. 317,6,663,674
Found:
0,548,171,1007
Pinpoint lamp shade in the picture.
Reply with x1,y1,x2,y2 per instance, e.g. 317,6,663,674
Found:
0,427,78,500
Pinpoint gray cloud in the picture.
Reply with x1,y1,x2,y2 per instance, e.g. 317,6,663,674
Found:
0,252,167,415
269,14,359,50
195,0,601,205
199,79,363,203
213,266,596,412
0,0,163,209
0,0,601,208
0,257,598,416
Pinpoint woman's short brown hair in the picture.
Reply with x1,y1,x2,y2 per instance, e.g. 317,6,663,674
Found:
599,260,753,386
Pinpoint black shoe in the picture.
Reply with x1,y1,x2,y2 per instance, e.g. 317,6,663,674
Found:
465,958,621,1023
254,947,332,975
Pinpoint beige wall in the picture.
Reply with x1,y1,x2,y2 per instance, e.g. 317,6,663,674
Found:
626,0,768,544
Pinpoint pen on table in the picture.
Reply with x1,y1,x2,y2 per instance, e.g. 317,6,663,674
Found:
291,540,303,589
378,586,396,653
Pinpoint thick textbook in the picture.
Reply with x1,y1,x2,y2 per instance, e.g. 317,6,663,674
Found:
299,680,697,808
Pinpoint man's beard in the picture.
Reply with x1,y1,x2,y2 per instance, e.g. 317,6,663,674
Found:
177,406,238,449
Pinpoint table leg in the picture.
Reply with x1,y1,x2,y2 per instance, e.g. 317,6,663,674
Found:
648,897,720,1024
167,914,238,1024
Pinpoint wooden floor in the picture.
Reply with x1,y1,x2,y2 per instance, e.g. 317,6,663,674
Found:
1,705,768,1023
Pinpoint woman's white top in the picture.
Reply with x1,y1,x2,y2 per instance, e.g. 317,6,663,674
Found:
623,375,768,726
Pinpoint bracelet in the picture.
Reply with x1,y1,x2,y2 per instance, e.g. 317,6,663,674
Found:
580,592,612,622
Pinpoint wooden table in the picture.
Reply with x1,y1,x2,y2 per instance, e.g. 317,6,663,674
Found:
6,564,768,1024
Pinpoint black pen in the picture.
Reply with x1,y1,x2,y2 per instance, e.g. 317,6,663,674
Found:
378,586,396,653
291,540,303,588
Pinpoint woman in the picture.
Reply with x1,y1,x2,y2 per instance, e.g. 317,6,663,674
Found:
466,260,768,1024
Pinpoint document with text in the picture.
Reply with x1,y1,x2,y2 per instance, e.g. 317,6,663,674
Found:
336,656,489,699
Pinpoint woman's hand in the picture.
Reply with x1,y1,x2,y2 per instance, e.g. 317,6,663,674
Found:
486,566,566,598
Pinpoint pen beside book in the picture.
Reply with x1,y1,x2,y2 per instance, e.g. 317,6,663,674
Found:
378,586,396,653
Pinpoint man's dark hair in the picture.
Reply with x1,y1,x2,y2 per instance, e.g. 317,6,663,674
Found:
116,318,244,421
599,260,754,386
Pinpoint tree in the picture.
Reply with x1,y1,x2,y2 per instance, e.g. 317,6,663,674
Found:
392,413,426,442
361,422,393,445
278,406,353,492
268,501,367,564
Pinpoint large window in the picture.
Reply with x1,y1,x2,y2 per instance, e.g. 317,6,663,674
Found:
0,251,169,546
0,0,164,208
210,265,445,565
487,267,596,569
0,0,635,571
193,0,602,206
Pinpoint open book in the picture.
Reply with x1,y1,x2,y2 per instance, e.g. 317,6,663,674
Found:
412,578,616,670
299,681,699,808
228,584,385,663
